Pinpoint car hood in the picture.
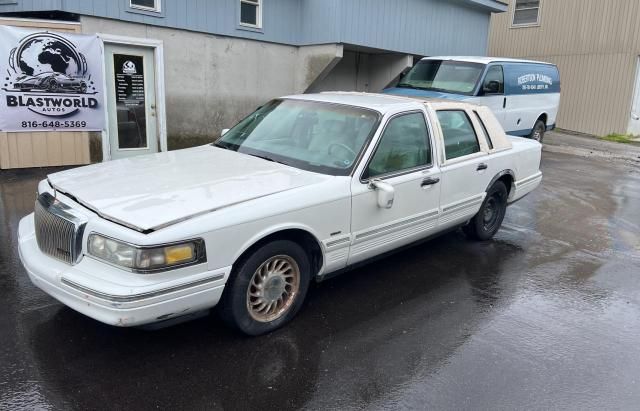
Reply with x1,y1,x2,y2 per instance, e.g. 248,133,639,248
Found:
47,146,330,232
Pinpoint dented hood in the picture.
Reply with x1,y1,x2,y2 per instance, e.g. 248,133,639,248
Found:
47,146,328,232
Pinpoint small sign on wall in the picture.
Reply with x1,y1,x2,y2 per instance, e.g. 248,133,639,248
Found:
0,25,105,132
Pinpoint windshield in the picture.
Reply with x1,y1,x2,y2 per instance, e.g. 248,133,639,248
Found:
214,99,380,176
398,60,485,95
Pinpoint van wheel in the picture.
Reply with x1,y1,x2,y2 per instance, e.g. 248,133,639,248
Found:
463,181,508,241
530,120,546,142
219,240,311,336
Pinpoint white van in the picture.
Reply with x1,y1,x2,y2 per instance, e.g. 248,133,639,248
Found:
384,56,561,142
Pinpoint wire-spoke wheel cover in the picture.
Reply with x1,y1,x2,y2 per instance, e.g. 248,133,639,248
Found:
246,255,301,323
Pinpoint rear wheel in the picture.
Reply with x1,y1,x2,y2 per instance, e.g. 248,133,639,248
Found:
220,240,311,336
529,119,546,142
47,79,59,92
463,181,508,241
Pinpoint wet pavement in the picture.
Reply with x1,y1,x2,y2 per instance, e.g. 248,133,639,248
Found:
1,152,639,410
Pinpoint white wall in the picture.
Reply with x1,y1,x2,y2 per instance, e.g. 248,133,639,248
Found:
308,51,412,94
81,16,342,146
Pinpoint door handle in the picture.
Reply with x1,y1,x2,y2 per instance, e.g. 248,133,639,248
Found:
476,163,488,171
503,97,507,108
421,177,440,187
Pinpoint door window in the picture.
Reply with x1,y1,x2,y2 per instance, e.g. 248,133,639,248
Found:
365,112,431,178
482,65,504,94
113,54,147,149
437,110,481,160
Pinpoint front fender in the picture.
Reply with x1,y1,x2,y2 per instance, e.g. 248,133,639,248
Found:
231,222,325,271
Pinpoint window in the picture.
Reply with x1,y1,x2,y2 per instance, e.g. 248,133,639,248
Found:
240,0,262,28
216,99,379,176
473,111,493,150
130,0,160,12
481,65,504,95
437,111,481,160
512,0,540,26
365,112,431,178
398,60,485,96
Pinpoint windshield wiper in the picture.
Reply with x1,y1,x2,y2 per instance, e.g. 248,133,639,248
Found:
397,83,418,89
248,153,287,165
212,140,235,150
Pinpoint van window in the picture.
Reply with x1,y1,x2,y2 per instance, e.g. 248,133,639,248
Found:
397,60,485,95
437,110,481,160
482,65,504,94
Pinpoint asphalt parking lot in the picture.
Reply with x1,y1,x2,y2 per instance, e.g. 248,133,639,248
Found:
1,151,639,410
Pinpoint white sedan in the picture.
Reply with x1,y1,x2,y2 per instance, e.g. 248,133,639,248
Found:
18,92,542,335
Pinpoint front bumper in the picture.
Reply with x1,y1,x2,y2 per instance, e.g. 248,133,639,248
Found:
18,214,230,327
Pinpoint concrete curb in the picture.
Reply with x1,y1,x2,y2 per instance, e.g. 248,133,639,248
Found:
543,144,640,165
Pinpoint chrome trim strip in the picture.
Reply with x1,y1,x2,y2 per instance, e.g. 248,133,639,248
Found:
441,194,484,214
355,210,439,241
61,274,225,303
325,237,351,248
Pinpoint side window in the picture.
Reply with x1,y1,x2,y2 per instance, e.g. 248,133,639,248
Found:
240,0,262,28
473,110,493,150
437,110,481,160
366,112,431,178
512,0,541,26
482,65,504,94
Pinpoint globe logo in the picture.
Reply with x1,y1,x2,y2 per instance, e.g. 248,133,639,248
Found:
7,32,91,94
11,32,86,77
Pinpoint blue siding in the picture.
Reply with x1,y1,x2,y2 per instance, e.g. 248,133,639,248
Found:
0,0,501,55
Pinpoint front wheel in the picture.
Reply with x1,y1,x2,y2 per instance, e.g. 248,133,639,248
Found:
529,119,546,142
219,240,311,336
463,181,508,241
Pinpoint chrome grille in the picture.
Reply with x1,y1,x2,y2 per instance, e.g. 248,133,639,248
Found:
34,192,88,265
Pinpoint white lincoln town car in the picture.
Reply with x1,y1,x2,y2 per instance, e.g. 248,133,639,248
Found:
18,92,542,335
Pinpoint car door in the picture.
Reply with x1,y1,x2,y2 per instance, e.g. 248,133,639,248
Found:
349,110,441,265
435,108,494,230
475,65,507,127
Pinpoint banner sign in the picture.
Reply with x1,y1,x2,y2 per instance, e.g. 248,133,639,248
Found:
0,26,105,132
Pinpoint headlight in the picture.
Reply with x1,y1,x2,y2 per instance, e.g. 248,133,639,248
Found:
87,234,206,273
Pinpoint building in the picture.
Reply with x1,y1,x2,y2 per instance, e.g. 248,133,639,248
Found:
0,0,507,169
489,0,640,136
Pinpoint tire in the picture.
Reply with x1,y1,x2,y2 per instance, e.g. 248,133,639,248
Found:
47,79,58,92
463,181,508,241
219,240,311,336
529,119,546,142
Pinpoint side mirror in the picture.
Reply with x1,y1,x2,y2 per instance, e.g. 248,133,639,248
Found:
368,179,395,209
483,80,500,94
221,128,230,136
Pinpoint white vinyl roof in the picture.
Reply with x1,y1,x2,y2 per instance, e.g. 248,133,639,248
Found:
285,92,480,114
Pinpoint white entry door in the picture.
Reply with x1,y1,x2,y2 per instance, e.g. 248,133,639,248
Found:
105,44,158,159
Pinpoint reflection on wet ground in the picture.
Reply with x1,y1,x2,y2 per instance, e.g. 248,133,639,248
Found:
0,153,638,410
